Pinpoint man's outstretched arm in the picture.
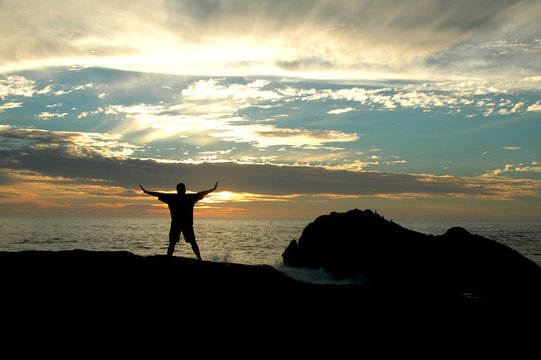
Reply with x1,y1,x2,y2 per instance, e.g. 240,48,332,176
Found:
197,181,219,198
140,185,165,197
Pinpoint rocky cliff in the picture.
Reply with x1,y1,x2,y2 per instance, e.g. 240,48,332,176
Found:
283,209,541,301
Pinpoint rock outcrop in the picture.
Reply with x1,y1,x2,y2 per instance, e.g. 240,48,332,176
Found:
283,209,541,301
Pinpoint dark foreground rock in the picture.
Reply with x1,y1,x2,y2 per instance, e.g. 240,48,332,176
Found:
1,247,539,350
1,249,308,308
1,250,365,319
283,209,541,303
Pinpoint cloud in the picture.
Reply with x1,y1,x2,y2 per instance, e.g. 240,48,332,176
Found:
327,107,356,115
0,125,139,159
0,102,23,112
483,162,541,178
181,79,280,103
497,101,524,115
1,0,540,81
0,75,36,98
211,124,359,148
515,166,541,173
36,111,69,120
0,74,93,101
166,0,536,54
1,126,539,201
108,101,359,149
283,82,535,116
103,79,360,149
527,100,541,112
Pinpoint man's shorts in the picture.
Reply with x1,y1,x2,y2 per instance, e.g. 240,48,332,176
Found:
169,221,196,244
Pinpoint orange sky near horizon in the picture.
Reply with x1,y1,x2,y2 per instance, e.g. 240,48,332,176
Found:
1,179,540,220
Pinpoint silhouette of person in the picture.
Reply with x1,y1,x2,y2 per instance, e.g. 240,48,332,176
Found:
140,181,218,259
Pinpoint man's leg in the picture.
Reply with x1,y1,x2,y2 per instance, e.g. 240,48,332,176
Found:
167,241,176,256
183,226,201,261
190,241,202,261
167,222,181,256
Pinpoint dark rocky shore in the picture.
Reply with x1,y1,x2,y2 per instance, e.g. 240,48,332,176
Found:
1,249,373,342
283,209,541,302
2,210,540,345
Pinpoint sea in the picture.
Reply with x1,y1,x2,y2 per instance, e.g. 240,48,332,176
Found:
1,216,540,283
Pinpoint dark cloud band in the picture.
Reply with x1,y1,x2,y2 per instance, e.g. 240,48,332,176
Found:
1,126,538,199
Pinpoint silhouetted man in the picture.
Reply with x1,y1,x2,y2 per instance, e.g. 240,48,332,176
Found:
140,181,218,259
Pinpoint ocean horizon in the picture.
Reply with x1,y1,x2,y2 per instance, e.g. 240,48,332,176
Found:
1,216,540,274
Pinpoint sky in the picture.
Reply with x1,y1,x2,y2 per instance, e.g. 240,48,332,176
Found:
1,0,541,219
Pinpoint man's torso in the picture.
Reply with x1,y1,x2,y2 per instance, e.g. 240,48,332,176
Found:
158,193,202,224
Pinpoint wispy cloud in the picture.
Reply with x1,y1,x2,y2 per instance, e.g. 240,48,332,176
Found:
1,0,540,81
327,107,356,115
211,124,359,148
102,79,360,149
0,102,22,112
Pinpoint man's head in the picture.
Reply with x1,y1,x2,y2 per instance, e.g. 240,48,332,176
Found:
176,183,186,194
